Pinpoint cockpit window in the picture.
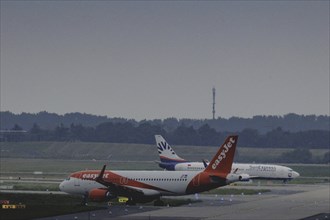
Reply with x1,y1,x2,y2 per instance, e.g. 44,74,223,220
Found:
65,177,70,181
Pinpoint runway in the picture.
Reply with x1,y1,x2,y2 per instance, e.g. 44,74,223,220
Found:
37,183,329,220
118,184,329,220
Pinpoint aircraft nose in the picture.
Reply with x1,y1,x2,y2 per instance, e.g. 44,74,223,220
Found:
59,181,65,191
293,171,300,178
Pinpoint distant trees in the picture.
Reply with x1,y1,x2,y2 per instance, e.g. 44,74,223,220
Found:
1,118,329,163
2,124,25,142
239,128,259,147
279,148,313,163
1,111,329,155
12,124,23,131
54,123,70,141
171,125,199,145
1,111,329,134
198,124,222,146
323,152,330,163
29,123,42,141
2,121,329,150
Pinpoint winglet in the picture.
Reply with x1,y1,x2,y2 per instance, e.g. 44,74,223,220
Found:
204,135,238,174
96,165,107,185
202,159,208,168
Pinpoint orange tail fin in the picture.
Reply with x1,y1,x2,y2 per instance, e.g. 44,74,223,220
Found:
204,135,238,174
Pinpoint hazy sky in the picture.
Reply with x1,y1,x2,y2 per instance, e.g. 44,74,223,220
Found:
1,1,329,120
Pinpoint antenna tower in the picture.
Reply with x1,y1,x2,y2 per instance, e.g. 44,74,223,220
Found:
212,87,216,120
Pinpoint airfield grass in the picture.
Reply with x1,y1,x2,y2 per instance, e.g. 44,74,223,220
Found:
1,158,329,178
0,158,160,174
288,164,330,177
11,182,60,191
0,193,199,220
288,177,329,184
0,193,104,220
1,141,328,164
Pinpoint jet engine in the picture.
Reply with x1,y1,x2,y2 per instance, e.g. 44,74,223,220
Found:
226,173,250,184
88,188,116,202
238,174,250,182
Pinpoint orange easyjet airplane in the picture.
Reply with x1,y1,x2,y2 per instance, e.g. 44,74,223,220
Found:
59,135,243,205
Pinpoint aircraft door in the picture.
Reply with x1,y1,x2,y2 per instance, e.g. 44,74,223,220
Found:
120,177,128,184
74,174,81,186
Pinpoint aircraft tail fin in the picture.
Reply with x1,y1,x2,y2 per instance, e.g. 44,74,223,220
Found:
204,135,238,174
155,135,186,163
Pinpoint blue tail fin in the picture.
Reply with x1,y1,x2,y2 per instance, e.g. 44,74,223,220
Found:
155,135,186,163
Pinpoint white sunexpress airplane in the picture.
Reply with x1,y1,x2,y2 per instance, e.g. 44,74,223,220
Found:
59,135,245,205
155,135,299,182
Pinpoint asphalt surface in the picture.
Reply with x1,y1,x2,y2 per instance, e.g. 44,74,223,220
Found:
35,183,329,220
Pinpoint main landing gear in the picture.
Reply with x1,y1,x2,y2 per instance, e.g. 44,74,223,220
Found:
153,199,164,206
81,194,88,206
125,199,136,206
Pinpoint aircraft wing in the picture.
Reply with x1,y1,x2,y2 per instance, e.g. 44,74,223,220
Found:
232,168,257,180
248,176,259,179
95,165,159,198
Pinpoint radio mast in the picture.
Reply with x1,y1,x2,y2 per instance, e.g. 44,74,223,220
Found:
212,87,216,120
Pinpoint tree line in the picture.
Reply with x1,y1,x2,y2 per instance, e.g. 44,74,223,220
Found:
1,111,329,134
3,122,329,150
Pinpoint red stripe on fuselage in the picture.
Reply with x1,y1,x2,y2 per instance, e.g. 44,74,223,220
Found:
71,170,175,194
